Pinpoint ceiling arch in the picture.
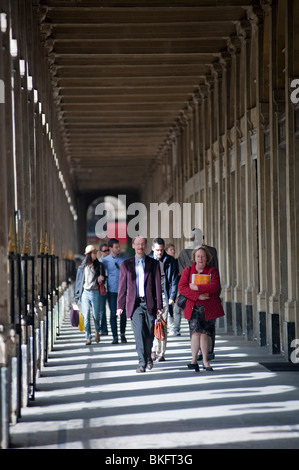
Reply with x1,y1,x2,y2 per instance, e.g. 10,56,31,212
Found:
38,0,255,194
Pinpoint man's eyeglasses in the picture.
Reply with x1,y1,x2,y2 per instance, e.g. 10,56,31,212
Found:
101,249,109,253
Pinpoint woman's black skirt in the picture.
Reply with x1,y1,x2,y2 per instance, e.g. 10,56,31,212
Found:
189,305,215,337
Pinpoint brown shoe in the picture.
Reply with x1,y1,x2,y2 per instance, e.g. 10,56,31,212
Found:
157,355,165,362
86,338,92,345
136,366,146,373
95,331,100,343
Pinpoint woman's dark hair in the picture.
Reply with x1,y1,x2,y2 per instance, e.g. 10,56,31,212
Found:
82,252,93,267
81,254,101,275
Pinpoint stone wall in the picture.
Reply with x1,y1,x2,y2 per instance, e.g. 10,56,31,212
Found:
141,1,299,358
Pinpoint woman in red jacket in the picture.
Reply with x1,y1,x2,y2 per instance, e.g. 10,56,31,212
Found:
178,246,224,372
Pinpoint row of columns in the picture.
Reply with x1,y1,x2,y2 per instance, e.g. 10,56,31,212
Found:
0,0,77,326
0,0,78,448
142,1,299,359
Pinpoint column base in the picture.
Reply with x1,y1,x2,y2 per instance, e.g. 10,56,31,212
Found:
233,302,243,336
283,321,295,362
268,313,281,354
245,304,253,340
258,311,267,347
223,301,233,332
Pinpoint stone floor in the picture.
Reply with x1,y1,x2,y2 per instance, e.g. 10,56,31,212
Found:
8,314,299,450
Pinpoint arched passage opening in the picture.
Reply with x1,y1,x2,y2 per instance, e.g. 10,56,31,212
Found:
86,195,128,254
75,190,140,257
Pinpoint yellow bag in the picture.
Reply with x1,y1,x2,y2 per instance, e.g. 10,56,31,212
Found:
78,311,85,332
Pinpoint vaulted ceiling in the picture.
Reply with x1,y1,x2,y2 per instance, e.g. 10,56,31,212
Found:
38,0,255,195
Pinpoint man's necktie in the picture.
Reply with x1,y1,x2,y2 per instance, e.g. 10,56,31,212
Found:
138,259,145,297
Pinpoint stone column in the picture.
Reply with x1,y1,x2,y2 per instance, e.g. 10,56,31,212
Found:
219,52,233,332
283,0,298,361
198,85,207,235
250,4,269,347
191,92,200,176
239,19,257,341
228,36,243,336
205,76,216,246
211,62,224,269
0,5,9,328
268,1,284,354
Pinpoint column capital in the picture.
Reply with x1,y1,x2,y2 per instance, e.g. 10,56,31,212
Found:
188,93,199,110
177,110,189,127
40,22,52,41
247,4,265,27
211,61,223,80
227,35,242,55
198,84,209,100
235,19,252,43
219,52,232,72
37,5,48,23
204,74,215,90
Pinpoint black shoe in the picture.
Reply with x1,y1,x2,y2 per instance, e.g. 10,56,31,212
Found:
111,337,118,344
203,365,214,371
121,334,127,343
187,363,199,372
136,366,146,373
146,359,153,370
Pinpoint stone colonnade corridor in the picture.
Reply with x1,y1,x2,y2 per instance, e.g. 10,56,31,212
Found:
9,317,299,450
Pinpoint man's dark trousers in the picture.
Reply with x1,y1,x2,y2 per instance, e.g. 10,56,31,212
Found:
131,298,155,368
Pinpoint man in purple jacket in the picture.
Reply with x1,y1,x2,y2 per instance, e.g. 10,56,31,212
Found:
117,236,163,372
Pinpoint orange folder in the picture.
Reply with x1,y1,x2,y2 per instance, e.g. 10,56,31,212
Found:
192,273,210,296
192,274,210,285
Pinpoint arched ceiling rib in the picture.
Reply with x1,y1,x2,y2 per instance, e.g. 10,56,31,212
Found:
38,0,255,194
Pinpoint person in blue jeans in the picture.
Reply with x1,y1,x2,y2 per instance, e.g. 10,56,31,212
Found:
102,238,128,344
165,243,182,336
74,245,105,345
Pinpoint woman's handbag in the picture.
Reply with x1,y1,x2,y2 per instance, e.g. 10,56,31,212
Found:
176,294,187,309
176,266,191,309
99,262,107,295
99,283,106,296
70,305,79,327
154,316,166,341
78,311,85,332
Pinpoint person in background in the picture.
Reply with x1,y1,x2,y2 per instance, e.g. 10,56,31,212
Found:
102,238,128,344
150,238,179,361
98,243,110,335
165,243,182,336
117,236,162,373
74,245,105,345
178,246,224,372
